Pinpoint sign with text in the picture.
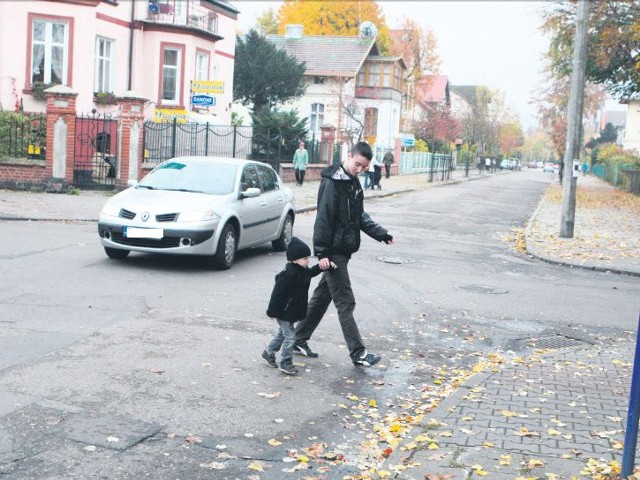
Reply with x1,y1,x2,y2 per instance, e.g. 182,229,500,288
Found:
191,94,216,107
153,108,189,124
190,80,224,94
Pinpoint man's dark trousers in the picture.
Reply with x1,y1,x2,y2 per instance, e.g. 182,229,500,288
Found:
294,254,365,361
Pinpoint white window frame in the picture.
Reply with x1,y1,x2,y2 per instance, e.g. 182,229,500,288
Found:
31,19,69,85
161,47,182,105
94,36,115,93
174,0,187,24
195,51,209,81
310,103,325,136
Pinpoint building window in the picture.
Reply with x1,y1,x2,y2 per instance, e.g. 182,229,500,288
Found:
368,64,380,87
310,103,324,136
30,18,69,85
161,45,183,105
94,37,114,93
382,63,392,88
174,0,187,23
364,107,378,138
314,76,324,84
195,51,209,81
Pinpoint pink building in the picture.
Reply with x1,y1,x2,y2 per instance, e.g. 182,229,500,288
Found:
0,0,238,122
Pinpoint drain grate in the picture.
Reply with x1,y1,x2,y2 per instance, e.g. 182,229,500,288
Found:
377,256,415,265
455,284,508,295
511,335,589,351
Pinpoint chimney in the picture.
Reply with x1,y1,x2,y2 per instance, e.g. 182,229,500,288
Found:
285,24,303,39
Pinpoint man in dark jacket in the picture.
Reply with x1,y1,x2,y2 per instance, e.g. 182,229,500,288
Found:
294,142,395,367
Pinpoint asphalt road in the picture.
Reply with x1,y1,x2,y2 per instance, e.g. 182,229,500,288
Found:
0,171,638,479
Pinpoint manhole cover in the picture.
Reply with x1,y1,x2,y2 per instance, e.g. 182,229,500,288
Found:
510,335,588,351
377,256,414,264
455,284,508,294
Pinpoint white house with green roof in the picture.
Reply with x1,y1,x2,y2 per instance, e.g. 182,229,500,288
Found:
267,24,405,151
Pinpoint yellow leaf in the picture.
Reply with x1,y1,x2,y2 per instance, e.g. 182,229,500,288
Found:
247,461,264,471
346,394,359,401
369,399,377,408
501,409,518,417
548,428,561,436
500,454,512,465
482,442,495,448
378,471,392,478
297,454,310,463
267,438,282,446
428,443,439,450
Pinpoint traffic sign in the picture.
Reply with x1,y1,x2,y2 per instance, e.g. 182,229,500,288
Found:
191,94,216,107
403,137,415,148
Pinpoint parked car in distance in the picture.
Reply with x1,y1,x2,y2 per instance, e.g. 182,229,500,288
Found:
542,163,556,173
98,157,295,269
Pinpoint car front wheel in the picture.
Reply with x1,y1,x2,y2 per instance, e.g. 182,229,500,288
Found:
213,223,237,270
272,213,293,251
104,247,130,259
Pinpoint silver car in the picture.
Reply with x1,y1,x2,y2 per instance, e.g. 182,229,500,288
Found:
98,157,295,269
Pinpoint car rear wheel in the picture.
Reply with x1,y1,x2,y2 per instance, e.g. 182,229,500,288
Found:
213,223,237,270
272,213,293,251
104,247,130,259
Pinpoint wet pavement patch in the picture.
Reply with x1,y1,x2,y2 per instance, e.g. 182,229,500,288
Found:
455,283,509,294
376,255,415,264
63,413,162,451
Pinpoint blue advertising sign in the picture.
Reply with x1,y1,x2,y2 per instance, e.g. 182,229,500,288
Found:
403,137,415,148
191,94,215,107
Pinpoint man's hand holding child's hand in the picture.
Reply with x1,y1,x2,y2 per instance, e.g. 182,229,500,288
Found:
319,258,337,270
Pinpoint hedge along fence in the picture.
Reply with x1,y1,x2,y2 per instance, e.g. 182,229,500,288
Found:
0,111,46,160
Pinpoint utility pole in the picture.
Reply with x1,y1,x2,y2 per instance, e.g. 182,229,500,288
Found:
559,0,590,238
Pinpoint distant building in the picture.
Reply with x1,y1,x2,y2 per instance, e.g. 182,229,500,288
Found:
267,24,405,150
598,110,627,146
621,95,640,154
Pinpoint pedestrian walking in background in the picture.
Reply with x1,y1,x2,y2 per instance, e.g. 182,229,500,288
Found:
293,142,309,186
382,150,394,179
262,237,335,375
582,161,589,176
293,142,395,367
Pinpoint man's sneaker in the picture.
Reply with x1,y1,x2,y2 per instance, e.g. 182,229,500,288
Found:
279,361,299,375
294,343,319,358
261,349,277,368
354,351,381,367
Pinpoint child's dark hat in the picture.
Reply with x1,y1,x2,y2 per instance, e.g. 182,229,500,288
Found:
286,237,311,261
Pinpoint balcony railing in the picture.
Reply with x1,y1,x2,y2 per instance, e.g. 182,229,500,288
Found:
146,1,218,35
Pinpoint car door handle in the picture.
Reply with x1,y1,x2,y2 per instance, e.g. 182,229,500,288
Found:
260,202,267,207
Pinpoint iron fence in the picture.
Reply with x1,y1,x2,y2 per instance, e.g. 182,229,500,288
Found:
143,120,253,164
399,151,454,181
0,112,46,160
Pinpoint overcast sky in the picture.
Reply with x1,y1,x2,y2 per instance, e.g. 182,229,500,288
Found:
231,1,626,132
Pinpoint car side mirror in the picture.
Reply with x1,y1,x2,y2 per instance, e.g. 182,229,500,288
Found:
241,187,261,198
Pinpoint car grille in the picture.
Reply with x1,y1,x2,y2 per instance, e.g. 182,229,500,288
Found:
111,232,181,248
156,213,178,222
119,208,136,220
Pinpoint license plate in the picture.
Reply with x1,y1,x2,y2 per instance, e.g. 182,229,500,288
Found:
123,226,164,239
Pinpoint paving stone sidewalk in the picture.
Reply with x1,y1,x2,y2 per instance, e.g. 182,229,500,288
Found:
390,338,638,479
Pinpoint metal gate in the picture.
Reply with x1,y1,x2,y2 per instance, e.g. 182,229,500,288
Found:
74,111,118,188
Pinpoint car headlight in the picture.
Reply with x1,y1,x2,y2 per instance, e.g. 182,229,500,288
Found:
178,210,220,222
100,203,121,217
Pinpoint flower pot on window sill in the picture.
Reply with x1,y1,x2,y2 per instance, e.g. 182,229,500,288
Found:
28,82,55,101
94,92,118,105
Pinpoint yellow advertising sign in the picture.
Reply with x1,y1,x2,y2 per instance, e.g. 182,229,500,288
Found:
153,108,189,124
191,80,224,94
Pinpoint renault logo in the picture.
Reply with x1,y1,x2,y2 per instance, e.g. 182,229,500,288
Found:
141,211,149,222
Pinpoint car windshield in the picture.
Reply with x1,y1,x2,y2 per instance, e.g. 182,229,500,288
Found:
138,161,237,195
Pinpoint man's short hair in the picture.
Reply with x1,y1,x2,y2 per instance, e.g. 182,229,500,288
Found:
350,141,372,161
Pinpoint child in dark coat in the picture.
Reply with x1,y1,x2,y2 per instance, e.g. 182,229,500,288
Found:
262,237,335,375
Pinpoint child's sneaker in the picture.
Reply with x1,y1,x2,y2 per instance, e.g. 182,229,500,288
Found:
353,351,381,367
279,361,299,375
261,349,277,368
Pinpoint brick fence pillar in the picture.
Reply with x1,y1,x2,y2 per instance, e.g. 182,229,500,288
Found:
44,85,78,191
117,91,147,189
320,125,336,165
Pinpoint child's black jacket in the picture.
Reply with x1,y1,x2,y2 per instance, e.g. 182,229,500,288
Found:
266,263,322,322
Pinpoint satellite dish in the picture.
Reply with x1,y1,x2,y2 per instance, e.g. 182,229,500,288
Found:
359,21,378,38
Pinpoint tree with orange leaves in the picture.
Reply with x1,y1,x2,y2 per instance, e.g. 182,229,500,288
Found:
276,0,391,53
